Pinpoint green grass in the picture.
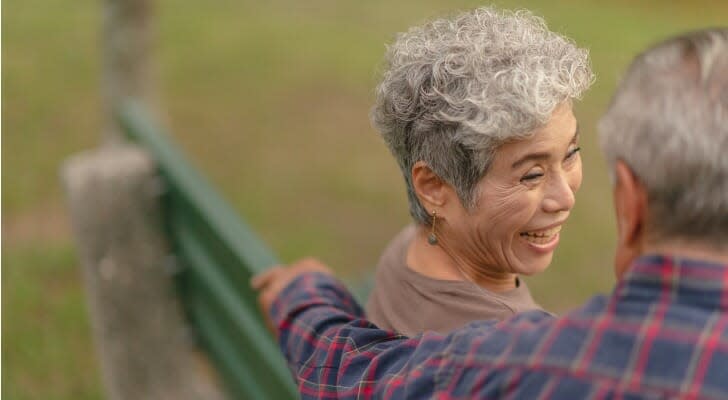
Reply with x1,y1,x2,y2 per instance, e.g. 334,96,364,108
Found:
2,243,103,400
4,0,728,397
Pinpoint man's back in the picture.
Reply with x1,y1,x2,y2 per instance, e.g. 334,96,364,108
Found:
457,255,728,398
272,254,728,399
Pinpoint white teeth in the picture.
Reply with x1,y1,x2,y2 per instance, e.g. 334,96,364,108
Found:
520,226,562,244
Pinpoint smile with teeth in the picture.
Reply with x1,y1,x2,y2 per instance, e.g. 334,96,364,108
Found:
519,226,562,244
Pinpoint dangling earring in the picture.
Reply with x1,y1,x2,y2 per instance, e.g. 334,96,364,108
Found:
428,210,438,245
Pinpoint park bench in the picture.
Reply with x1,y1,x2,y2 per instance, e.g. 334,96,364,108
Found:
63,4,368,397
114,100,299,398
69,98,377,398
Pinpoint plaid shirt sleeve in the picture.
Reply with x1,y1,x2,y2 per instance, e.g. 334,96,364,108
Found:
269,271,553,399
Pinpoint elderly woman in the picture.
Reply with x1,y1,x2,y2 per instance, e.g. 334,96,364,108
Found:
365,7,594,336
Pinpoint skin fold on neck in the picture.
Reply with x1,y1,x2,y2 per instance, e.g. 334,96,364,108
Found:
407,225,519,293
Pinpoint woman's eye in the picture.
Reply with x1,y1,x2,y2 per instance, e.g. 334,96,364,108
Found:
565,146,581,160
521,172,544,182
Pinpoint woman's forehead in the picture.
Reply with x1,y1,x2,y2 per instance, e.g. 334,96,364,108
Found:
495,107,578,166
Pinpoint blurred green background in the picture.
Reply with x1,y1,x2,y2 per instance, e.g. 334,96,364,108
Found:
3,0,727,398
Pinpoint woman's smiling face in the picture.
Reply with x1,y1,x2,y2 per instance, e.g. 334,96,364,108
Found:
441,103,582,276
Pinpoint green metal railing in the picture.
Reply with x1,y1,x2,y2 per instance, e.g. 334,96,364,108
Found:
117,100,297,399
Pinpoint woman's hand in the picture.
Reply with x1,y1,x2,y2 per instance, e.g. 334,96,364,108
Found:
251,257,332,335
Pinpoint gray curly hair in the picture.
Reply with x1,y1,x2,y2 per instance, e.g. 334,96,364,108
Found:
371,7,594,225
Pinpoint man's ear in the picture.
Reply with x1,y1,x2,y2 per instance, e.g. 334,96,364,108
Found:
613,160,648,278
411,161,450,211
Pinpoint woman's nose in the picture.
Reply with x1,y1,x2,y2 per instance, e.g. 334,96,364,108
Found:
542,173,576,213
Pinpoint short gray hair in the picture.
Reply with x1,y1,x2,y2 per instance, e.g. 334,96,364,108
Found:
371,7,594,225
598,28,728,248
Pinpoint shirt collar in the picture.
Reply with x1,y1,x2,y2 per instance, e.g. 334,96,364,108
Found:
614,253,728,311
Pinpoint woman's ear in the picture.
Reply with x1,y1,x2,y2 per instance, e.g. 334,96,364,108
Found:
613,160,648,278
411,161,450,211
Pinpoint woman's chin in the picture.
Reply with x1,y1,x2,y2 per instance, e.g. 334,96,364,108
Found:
514,234,560,275
516,259,553,276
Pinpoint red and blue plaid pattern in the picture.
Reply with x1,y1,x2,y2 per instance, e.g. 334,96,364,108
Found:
271,254,728,399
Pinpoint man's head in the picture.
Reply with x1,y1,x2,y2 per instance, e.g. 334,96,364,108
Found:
598,28,728,278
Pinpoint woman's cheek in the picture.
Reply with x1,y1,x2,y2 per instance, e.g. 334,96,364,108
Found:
483,195,535,238
569,158,584,193
475,182,536,250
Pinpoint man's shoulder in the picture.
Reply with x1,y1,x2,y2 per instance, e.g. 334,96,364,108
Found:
443,295,612,367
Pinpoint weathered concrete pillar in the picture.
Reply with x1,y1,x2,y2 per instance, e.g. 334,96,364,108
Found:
62,145,224,400
102,0,158,143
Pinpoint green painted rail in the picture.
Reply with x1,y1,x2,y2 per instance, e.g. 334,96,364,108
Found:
116,100,298,399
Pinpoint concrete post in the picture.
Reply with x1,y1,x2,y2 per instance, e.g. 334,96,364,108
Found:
62,145,224,400
102,0,157,143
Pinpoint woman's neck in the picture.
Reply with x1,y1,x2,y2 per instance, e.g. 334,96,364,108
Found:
407,225,518,292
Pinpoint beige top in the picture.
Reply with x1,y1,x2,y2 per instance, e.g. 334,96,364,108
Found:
365,225,548,337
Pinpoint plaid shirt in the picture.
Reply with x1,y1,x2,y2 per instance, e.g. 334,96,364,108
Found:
271,254,728,399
